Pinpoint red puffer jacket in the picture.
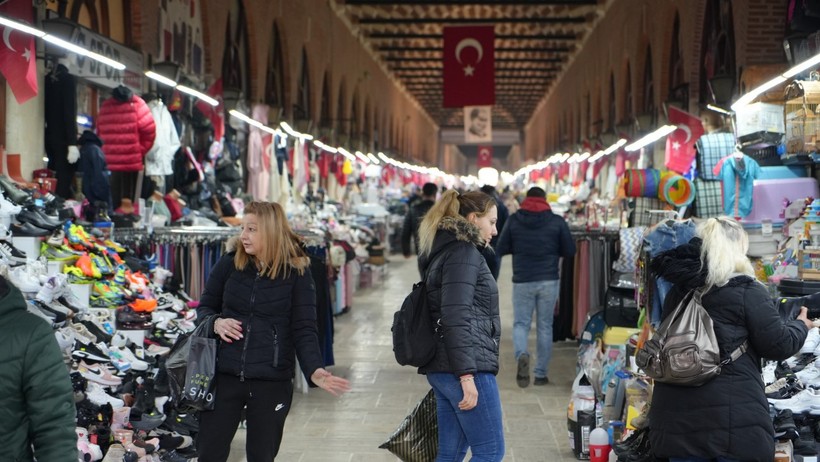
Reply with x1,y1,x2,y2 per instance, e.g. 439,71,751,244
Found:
97,85,156,172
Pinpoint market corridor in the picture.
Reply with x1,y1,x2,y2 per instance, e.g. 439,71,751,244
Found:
228,257,579,461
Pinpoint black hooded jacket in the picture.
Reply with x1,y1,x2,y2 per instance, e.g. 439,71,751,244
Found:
418,216,500,377
196,251,325,384
647,238,808,461
77,130,112,210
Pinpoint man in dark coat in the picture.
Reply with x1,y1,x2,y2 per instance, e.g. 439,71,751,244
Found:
480,184,508,280
0,276,77,460
497,187,575,387
402,182,437,275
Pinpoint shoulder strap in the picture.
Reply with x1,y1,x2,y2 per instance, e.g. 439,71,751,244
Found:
422,242,457,283
696,289,749,365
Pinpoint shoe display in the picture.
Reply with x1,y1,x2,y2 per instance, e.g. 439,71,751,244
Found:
72,340,111,364
77,361,122,388
0,238,25,263
774,409,799,440
84,381,125,408
109,346,150,372
17,208,61,231
0,175,30,204
10,221,50,237
41,242,79,261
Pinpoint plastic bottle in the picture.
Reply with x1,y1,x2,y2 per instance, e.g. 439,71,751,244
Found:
589,427,611,462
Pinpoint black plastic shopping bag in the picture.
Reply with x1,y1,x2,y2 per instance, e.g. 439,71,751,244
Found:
166,317,217,412
379,388,438,462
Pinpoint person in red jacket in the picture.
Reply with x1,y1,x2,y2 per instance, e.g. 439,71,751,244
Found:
96,85,156,209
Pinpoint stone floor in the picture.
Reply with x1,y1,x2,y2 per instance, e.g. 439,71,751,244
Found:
227,257,579,461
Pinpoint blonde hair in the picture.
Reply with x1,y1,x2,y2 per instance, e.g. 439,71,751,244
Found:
233,201,310,279
417,190,496,257
697,216,755,291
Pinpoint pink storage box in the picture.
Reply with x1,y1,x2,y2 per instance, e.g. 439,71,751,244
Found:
740,178,819,224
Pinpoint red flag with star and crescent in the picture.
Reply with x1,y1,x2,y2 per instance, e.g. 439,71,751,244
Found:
443,26,494,108
665,106,705,174
0,0,37,104
477,146,493,168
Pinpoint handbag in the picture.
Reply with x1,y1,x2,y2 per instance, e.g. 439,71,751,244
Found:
166,316,218,411
379,389,438,462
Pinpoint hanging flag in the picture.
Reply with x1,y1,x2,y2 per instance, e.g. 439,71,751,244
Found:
443,26,494,108
665,106,705,174
464,105,492,143
0,0,37,104
477,145,493,168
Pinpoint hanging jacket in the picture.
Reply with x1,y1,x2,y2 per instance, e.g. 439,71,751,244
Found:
44,64,77,168
196,251,325,383
496,197,575,283
418,216,500,377
0,277,77,461
77,130,112,210
97,86,156,172
718,155,761,217
647,238,808,461
144,99,181,176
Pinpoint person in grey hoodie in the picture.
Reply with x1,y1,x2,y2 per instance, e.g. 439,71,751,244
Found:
496,187,575,387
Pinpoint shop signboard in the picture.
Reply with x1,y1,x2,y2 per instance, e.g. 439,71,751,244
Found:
43,20,143,92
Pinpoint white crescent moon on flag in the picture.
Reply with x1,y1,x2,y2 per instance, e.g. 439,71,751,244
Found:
479,147,490,157
456,38,483,64
3,28,15,53
678,124,693,144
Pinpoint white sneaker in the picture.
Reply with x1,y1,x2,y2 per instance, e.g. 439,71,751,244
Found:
109,345,150,371
769,388,820,412
802,328,820,354
54,329,74,351
152,310,177,324
36,275,60,304
110,332,130,348
77,360,121,387
763,361,778,386
799,365,820,383
146,344,171,357
0,194,21,216
9,266,41,293
84,381,124,408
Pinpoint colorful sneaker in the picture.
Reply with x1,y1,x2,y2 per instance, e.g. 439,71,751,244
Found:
113,265,128,286
72,340,110,363
103,239,125,254
109,346,150,371
76,255,101,279
47,227,65,246
130,298,157,313
40,243,79,261
92,281,123,303
90,254,112,276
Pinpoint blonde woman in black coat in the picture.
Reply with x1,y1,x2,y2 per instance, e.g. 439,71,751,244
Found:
416,190,504,462
648,217,811,461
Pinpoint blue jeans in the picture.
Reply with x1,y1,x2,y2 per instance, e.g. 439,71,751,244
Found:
670,458,739,462
426,372,504,462
513,280,560,379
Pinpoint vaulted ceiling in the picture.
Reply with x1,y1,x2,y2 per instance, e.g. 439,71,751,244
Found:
336,0,604,130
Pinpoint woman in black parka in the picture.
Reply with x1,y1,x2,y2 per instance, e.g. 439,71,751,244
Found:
648,217,811,461
416,189,504,461
196,201,350,462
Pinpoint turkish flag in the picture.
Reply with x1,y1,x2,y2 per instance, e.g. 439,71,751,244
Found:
0,0,37,104
477,146,493,168
665,106,705,174
443,26,494,108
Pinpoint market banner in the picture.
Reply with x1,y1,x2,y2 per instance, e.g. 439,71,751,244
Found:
443,26,494,108
0,0,37,103
665,106,705,174
464,106,492,143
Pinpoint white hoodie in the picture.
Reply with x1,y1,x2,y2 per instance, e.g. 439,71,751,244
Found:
145,100,181,176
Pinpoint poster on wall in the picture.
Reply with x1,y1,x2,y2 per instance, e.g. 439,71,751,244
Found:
464,106,492,143
159,0,204,77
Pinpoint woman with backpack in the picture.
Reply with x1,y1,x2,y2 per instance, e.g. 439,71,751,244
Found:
647,217,811,461
416,189,504,461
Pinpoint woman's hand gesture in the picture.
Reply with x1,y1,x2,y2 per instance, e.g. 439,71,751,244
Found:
311,368,351,397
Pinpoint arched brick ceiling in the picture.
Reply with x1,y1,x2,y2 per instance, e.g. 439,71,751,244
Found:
336,0,603,130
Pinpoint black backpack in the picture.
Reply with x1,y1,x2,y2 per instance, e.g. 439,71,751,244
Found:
392,247,450,367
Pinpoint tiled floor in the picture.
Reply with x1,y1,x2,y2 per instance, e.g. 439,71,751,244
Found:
227,257,579,461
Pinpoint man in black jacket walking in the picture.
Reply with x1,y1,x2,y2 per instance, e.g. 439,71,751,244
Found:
402,182,437,275
480,184,509,280
497,187,575,387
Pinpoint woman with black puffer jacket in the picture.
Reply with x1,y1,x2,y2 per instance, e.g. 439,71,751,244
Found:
416,189,504,462
196,201,350,462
